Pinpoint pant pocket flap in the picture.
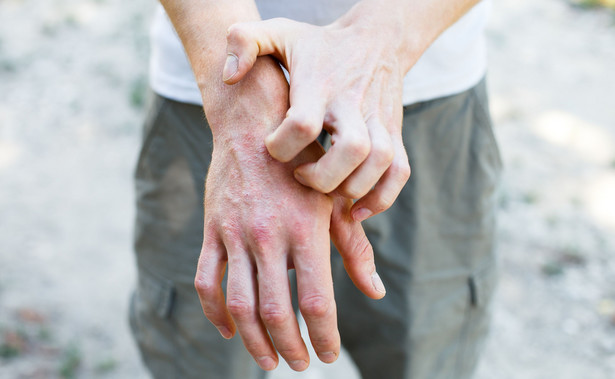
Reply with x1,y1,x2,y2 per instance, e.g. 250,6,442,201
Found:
137,268,176,319
468,263,497,307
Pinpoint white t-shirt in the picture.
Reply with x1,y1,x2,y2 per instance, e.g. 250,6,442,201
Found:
149,0,490,106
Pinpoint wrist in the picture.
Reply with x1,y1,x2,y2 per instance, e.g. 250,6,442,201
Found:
202,56,289,144
333,0,425,75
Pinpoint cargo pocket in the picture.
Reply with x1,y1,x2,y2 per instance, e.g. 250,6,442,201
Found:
456,262,498,376
137,268,175,318
129,267,177,372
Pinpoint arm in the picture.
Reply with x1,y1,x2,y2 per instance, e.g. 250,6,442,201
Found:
159,0,384,371
223,0,482,220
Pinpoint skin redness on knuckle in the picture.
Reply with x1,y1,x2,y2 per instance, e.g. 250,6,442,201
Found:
260,303,291,325
227,298,254,319
250,225,275,253
220,221,238,241
291,220,312,242
300,295,330,319
194,277,216,297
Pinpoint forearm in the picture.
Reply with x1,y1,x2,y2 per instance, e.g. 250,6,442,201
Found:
160,0,288,142
338,0,482,73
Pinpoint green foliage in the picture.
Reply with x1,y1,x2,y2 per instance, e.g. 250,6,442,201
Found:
0,343,20,359
571,0,615,9
95,357,118,374
0,329,27,359
541,262,565,277
130,76,147,109
59,344,81,379
522,192,539,204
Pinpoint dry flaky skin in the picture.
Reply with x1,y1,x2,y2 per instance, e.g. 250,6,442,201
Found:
161,0,482,372
2,0,615,378
222,0,481,221
160,0,384,371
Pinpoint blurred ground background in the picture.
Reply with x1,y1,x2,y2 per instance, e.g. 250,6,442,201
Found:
1,0,614,378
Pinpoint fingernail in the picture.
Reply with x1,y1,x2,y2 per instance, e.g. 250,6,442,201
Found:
353,208,373,222
289,359,308,371
257,356,276,371
372,272,386,295
218,326,232,339
317,351,337,363
222,53,238,81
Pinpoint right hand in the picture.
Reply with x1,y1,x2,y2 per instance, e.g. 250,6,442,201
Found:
194,136,386,372
221,14,412,222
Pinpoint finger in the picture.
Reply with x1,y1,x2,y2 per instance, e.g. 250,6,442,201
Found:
351,138,410,222
294,110,370,193
225,246,279,371
265,83,327,162
223,19,293,84
337,115,394,199
194,233,235,339
255,252,309,371
330,195,386,300
293,234,340,364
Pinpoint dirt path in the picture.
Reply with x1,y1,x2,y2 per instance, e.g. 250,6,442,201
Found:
1,0,614,378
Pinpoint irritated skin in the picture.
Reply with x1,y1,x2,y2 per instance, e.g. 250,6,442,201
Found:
160,0,480,372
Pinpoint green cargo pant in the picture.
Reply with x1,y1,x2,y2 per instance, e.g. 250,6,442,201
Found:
129,77,502,379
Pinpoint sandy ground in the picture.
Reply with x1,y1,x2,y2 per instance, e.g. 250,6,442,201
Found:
1,0,614,378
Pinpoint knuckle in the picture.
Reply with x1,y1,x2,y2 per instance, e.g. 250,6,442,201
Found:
227,297,254,320
299,295,331,319
260,303,291,325
347,235,374,267
310,336,337,350
249,223,275,252
343,135,370,161
226,23,247,45
194,276,217,298
340,185,367,200
392,160,411,182
244,340,267,355
372,194,395,213
355,237,375,264
371,140,395,167
289,116,321,141
290,220,311,242
220,221,237,240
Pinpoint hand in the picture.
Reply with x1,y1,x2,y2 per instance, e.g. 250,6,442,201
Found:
194,139,385,372
221,12,411,222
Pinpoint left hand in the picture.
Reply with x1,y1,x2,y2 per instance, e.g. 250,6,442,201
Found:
221,9,412,222
196,137,385,371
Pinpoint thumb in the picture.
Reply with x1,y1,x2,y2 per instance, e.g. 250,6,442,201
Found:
222,19,291,84
330,195,386,300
